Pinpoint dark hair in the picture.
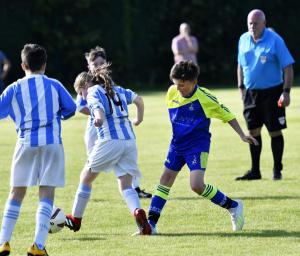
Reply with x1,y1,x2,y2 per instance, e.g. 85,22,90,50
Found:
92,63,114,98
85,46,107,63
21,44,47,72
169,61,200,81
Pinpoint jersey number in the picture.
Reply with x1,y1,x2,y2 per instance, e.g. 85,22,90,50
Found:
105,93,124,114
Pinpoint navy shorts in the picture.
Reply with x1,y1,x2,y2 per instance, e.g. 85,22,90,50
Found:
243,85,287,132
164,147,209,172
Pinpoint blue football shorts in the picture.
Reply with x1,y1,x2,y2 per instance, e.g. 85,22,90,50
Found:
164,147,209,172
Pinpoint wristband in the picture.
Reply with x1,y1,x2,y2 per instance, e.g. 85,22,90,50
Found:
238,84,245,89
283,88,290,93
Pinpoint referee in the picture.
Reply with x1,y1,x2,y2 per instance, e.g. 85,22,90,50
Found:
236,9,294,180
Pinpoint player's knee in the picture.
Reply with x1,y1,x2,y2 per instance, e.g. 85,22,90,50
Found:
269,130,282,137
80,168,97,185
9,187,27,202
160,168,177,186
190,183,205,195
249,128,261,137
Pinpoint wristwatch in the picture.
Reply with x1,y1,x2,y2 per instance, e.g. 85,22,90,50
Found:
238,84,245,89
283,88,290,93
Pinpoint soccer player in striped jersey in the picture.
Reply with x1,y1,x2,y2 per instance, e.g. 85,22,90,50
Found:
65,64,151,235
0,44,76,256
76,46,152,198
144,61,258,235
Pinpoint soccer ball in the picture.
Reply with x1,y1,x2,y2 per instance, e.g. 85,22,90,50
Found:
49,206,66,234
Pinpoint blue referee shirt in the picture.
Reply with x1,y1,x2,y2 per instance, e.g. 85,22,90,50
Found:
0,74,76,146
238,28,295,89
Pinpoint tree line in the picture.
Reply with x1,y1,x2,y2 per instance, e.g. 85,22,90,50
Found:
1,0,299,91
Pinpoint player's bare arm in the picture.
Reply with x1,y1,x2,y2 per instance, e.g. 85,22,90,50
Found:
132,95,144,126
228,118,259,145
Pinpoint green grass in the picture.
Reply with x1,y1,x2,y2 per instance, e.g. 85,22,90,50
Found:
0,87,300,256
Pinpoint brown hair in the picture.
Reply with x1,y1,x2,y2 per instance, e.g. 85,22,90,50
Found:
21,43,47,72
92,63,114,98
73,71,93,94
85,46,107,63
170,60,200,81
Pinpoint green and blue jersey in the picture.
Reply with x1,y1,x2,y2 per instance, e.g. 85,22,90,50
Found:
166,85,235,154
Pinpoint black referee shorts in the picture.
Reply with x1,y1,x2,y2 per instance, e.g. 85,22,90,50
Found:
243,84,287,132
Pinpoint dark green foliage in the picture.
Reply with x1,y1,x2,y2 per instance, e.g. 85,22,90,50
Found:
0,0,299,90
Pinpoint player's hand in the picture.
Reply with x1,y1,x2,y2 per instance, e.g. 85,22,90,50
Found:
278,92,290,108
241,135,259,145
132,118,142,126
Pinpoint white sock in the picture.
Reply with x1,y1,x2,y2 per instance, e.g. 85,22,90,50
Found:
122,188,141,214
132,176,140,189
0,200,21,245
72,183,91,218
34,198,53,250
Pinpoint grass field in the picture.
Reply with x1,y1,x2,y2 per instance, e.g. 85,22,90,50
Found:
0,87,299,256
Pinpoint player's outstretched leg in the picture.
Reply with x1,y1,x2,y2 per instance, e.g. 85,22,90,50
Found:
65,215,82,232
147,184,171,234
201,184,244,231
65,183,91,232
134,209,152,235
228,200,244,231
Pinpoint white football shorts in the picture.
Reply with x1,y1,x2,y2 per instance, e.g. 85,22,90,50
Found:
11,143,65,187
87,139,141,178
84,120,98,156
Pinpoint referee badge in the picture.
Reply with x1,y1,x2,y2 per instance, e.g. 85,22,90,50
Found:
278,116,286,125
260,55,267,64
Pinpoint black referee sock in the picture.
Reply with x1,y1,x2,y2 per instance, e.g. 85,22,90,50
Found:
250,135,262,172
271,135,284,172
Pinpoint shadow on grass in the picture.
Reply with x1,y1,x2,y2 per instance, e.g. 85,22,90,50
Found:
61,233,106,241
160,230,300,238
169,197,200,201
90,199,108,202
238,195,300,200
171,195,300,201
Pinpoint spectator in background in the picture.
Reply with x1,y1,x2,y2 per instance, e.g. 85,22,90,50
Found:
236,9,294,181
171,23,198,64
0,50,11,94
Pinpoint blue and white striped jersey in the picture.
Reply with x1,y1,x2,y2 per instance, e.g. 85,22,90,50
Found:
87,84,137,141
0,74,76,146
75,94,88,112
75,94,93,129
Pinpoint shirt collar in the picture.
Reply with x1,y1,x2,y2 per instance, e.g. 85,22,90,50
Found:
183,85,198,98
250,28,267,44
